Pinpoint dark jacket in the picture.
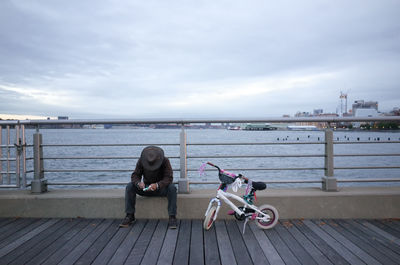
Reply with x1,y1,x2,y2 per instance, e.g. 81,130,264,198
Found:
131,157,173,189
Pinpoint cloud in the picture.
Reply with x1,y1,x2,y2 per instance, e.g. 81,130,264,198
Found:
0,0,399,118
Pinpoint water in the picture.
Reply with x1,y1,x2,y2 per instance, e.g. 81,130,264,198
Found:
1,128,400,189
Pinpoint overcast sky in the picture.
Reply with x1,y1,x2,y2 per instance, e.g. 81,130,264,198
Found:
0,0,399,119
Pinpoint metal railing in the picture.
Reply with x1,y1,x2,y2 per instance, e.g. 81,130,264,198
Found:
1,116,399,193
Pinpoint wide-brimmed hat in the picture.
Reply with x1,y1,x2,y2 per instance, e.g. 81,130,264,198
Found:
140,146,164,171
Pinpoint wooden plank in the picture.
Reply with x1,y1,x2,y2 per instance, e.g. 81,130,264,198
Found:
0,218,57,258
1,218,65,264
141,220,168,265
0,218,26,234
41,219,103,265
203,224,220,265
125,219,158,265
249,222,285,265
0,218,41,244
0,218,32,242
379,220,400,234
215,220,236,265
318,219,380,265
282,220,333,265
276,220,318,265
265,225,300,265
293,220,350,265
26,218,91,265
329,220,397,265
225,220,252,265
303,220,364,265
360,220,400,245
345,220,400,257
339,220,400,264
5,219,78,265
370,220,400,239
0,218,47,248
75,219,120,265
108,219,147,265
157,220,180,265
235,220,269,265
91,220,136,265
173,219,192,265
189,220,204,265
58,219,114,265
0,218,14,228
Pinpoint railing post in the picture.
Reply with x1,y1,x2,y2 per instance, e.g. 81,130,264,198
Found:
178,124,190,193
15,125,20,188
22,125,27,188
0,126,2,185
31,130,47,193
322,128,337,191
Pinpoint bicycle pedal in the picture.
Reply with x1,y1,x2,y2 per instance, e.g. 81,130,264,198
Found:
251,213,257,220
227,210,235,215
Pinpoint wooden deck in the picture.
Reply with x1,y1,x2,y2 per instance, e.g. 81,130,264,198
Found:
0,218,400,265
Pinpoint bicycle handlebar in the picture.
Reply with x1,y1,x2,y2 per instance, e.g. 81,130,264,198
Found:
206,162,249,182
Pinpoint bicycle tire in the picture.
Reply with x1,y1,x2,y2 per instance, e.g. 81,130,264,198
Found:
256,204,279,229
203,205,217,230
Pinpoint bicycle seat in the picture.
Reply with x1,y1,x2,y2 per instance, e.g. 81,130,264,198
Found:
251,181,266,191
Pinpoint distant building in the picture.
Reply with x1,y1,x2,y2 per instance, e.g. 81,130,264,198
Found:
386,107,400,116
352,100,378,116
295,111,311,117
351,101,379,128
58,116,69,120
354,108,379,118
313,109,323,116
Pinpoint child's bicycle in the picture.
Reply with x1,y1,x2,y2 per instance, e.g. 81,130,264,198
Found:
202,162,279,233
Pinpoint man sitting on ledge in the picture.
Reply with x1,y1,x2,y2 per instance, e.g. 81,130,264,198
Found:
120,146,177,229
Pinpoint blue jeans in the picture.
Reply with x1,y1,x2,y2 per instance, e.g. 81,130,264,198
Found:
125,182,177,216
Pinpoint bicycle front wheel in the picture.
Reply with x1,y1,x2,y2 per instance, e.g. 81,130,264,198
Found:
203,205,217,230
256,204,279,229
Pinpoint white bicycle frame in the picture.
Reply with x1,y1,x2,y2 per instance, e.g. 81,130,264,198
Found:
205,188,271,223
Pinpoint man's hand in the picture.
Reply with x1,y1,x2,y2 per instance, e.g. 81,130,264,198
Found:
137,182,145,190
148,183,157,191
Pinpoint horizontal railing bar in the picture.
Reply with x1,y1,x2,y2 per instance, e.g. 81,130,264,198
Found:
0,185,19,188
44,169,180,172
35,141,400,147
46,182,128,185
41,143,179,147
0,171,16,174
0,158,16,161
46,181,178,185
188,154,325,158
334,141,400,144
188,142,323,146
335,166,400,169
335,154,400,157
188,168,324,171
337,178,400,182
190,180,323,184
2,116,399,126
44,180,323,185
42,156,180,160
0,145,14,148
31,154,400,160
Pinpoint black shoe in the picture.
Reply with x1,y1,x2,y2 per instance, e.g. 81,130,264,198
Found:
168,216,177,229
119,214,135,228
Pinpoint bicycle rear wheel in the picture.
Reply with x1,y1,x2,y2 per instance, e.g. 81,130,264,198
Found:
203,205,217,230
256,204,278,229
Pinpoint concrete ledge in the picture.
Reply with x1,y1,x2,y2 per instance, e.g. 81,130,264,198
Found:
1,186,399,219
